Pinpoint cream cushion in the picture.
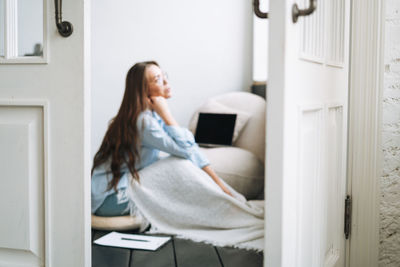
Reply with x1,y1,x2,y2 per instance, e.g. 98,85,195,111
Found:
91,214,142,231
199,147,264,199
188,99,251,143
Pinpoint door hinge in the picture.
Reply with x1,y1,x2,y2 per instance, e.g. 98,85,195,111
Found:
344,195,352,239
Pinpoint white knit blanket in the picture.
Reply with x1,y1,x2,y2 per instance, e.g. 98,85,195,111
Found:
127,156,264,251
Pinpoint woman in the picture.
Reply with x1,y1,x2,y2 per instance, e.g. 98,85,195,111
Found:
91,61,232,217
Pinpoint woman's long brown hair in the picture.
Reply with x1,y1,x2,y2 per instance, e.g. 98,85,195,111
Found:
91,61,159,191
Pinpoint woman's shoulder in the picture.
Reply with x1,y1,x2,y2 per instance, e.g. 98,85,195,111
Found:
137,110,160,129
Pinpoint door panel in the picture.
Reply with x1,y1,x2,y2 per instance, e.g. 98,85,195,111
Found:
266,0,350,266
325,105,344,267
297,107,323,267
0,0,90,266
326,0,345,66
0,105,44,266
300,0,325,62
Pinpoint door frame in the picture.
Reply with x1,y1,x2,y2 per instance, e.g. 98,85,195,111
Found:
346,0,384,266
81,0,384,265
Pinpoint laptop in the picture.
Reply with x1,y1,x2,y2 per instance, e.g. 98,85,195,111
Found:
194,112,237,147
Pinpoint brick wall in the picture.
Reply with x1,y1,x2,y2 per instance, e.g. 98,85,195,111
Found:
379,0,400,266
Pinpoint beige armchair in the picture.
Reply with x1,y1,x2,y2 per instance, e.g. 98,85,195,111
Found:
188,91,266,199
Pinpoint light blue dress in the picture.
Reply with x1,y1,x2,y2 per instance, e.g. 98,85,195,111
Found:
91,110,209,215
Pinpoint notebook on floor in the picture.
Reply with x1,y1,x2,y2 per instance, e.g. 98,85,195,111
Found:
94,231,171,251
194,112,236,147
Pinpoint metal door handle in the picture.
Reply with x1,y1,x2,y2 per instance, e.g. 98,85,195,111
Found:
55,0,73,37
253,0,268,19
292,0,317,23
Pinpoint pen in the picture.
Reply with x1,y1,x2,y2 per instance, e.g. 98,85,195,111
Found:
121,237,149,242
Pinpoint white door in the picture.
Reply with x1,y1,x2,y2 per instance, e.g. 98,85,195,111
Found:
265,0,350,266
0,0,90,266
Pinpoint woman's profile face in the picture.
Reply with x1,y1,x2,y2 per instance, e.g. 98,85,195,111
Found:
146,64,171,99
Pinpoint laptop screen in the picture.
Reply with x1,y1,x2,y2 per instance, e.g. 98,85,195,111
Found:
194,113,237,146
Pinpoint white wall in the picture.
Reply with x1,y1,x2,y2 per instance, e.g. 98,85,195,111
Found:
253,0,268,82
91,0,253,158
379,0,400,266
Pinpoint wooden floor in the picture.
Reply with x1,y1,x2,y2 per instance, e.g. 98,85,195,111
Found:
92,229,263,267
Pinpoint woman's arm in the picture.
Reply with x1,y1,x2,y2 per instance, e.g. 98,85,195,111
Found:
202,165,233,196
149,96,233,197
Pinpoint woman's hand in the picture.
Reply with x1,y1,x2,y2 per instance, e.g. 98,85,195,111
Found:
148,96,178,126
220,184,233,197
148,96,169,115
